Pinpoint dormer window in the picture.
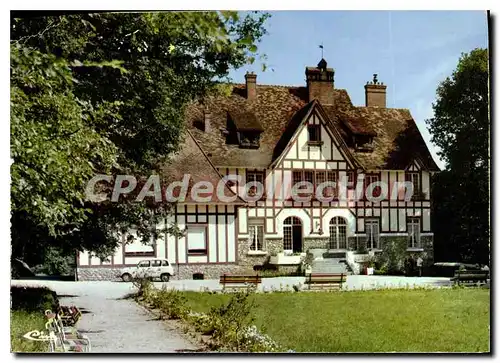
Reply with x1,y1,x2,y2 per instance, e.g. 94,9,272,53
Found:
307,125,322,146
238,132,261,149
354,135,374,151
226,110,263,149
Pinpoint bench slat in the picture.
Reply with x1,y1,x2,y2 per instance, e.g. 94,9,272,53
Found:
306,273,345,290
220,274,262,290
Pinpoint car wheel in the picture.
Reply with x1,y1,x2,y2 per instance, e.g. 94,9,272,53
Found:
160,273,170,282
122,273,132,282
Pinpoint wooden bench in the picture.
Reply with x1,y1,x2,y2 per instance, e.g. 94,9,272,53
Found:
219,274,262,291
58,305,82,327
306,273,346,291
451,270,489,286
45,310,91,352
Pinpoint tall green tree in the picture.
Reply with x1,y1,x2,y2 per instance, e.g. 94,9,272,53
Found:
10,12,270,265
426,48,490,264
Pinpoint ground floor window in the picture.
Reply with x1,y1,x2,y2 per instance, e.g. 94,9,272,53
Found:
186,225,208,255
249,221,265,251
329,217,347,249
365,219,380,249
408,218,421,248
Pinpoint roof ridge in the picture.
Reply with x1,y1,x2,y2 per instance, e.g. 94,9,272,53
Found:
357,106,411,112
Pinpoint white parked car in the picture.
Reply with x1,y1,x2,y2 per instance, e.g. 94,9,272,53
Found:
119,259,175,282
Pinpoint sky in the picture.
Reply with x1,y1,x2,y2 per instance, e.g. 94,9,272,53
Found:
228,11,489,170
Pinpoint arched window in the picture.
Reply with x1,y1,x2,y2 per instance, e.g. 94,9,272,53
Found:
283,217,302,252
329,217,347,249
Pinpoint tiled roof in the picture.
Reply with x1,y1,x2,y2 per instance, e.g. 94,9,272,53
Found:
228,109,264,132
160,130,246,204
185,84,440,172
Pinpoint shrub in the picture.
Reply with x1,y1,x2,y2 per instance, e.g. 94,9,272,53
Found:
152,289,190,320
32,247,75,276
206,291,257,351
11,286,59,312
132,277,153,298
376,238,407,274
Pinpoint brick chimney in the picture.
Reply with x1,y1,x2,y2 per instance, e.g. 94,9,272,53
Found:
364,74,387,107
245,72,257,100
305,58,335,105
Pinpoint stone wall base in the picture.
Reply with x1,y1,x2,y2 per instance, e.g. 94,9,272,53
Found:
172,264,248,280
77,265,250,281
77,268,122,281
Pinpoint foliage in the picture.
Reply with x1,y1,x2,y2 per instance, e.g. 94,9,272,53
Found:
10,286,59,352
10,12,270,264
426,48,489,265
132,277,154,298
11,310,49,352
32,247,75,276
181,289,490,352
355,243,368,255
11,286,59,313
376,238,408,274
146,288,190,320
203,291,268,352
137,284,280,351
10,43,119,237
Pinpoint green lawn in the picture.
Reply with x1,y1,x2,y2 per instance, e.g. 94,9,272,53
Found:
182,288,490,353
10,286,57,353
11,310,49,353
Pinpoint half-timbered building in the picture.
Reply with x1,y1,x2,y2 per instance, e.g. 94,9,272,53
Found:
77,58,440,280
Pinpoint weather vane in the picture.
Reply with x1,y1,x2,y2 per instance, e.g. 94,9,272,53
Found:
319,43,324,58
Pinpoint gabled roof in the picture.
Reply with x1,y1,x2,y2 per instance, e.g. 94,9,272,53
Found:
185,84,440,172
272,100,316,162
351,107,440,171
160,130,246,204
270,100,362,169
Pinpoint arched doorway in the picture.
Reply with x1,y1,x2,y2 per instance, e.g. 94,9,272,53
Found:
284,217,302,253
329,217,347,250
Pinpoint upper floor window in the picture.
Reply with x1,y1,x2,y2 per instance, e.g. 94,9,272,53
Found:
354,135,374,151
246,170,265,197
346,171,355,189
325,170,337,198
307,125,322,145
291,170,337,199
238,132,261,149
405,172,421,199
364,173,381,198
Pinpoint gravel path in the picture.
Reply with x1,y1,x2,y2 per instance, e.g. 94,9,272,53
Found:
12,280,201,353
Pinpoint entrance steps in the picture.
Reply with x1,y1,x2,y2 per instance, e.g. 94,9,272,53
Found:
308,249,353,275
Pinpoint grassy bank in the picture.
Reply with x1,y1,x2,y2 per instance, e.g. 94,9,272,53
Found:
10,286,59,353
180,288,490,352
11,310,49,353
